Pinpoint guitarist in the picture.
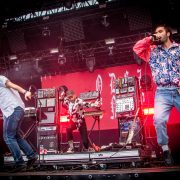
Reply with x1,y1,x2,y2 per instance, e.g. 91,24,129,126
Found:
63,90,101,153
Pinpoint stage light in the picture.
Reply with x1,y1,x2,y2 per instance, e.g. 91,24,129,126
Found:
101,15,109,27
105,38,115,56
58,54,66,65
14,60,21,72
143,108,154,115
108,46,114,56
86,56,96,72
105,38,115,45
42,26,50,37
60,115,69,123
9,54,17,60
50,48,59,54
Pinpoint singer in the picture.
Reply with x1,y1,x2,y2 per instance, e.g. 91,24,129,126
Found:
133,24,180,166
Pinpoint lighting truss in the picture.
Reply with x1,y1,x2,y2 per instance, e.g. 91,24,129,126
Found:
0,32,146,74
4,0,113,24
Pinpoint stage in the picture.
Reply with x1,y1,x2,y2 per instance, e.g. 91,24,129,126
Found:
1,165,180,179
1,147,180,179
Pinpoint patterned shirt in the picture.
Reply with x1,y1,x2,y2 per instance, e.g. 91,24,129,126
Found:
63,97,92,124
133,37,180,87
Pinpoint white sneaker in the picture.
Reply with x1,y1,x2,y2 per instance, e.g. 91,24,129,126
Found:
67,147,74,153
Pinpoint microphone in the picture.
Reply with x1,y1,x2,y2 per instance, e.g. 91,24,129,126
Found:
151,34,160,42
28,85,37,98
146,32,160,42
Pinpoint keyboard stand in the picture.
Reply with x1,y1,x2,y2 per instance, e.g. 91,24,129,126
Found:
88,115,101,146
19,119,38,152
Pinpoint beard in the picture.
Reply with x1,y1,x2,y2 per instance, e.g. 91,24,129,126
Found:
152,40,163,45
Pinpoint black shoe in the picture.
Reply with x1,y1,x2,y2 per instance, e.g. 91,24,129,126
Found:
10,164,27,173
27,155,38,169
163,150,174,166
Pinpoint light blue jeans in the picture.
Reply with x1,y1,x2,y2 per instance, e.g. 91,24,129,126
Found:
154,87,180,146
3,106,36,166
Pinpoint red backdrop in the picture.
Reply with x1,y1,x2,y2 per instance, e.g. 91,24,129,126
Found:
41,63,180,132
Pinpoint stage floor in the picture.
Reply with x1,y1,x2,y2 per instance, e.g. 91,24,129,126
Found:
3,148,145,166
1,148,180,179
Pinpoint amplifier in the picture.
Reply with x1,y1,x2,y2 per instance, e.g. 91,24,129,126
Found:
36,88,57,124
38,125,57,136
37,125,58,154
39,111,55,124
39,135,58,154
37,88,56,98
118,119,141,144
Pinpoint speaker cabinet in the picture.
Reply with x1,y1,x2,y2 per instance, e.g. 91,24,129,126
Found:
118,119,142,144
37,125,58,154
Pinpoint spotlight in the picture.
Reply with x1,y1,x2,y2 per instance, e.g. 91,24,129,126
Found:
58,54,66,65
50,48,59,54
86,56,95,72
14,64,21,72
13,60,21,72
42,27,50,37
101,15,109,27
9,55,17,60
108,46,114,56
105,38,115,45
